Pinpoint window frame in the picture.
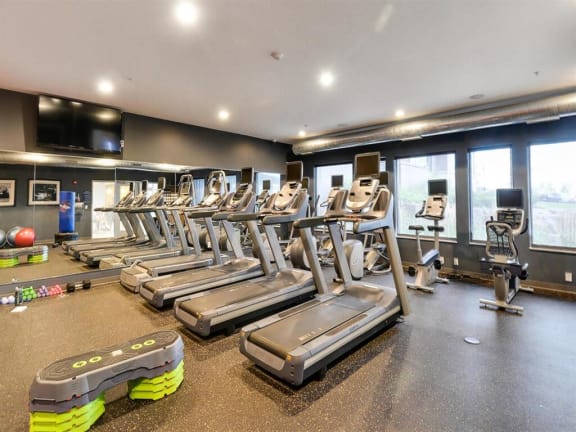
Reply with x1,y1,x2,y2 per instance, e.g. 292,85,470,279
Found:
528,140,576,254
394,151,457,240
467,146,513,244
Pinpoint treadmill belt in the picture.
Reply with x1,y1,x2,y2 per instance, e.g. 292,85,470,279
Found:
144,260,259,294
249,295,373,358
179,271,312,314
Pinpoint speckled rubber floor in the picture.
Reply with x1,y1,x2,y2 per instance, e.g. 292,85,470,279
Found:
1,270,575,431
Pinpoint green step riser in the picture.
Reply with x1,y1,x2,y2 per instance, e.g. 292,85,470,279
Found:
30,361,184,431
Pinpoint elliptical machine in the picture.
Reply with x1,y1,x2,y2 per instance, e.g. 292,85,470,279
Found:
407,179,449,293
480,188,531,314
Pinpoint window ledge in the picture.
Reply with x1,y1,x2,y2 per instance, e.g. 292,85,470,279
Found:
529,246,576,256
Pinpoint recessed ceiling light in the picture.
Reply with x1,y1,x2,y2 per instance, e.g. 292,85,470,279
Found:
70,101,83,107
97,80,114,94
298,130,307,138
395,109,405,118
174,2,198,25
469,93,484,100
318,71,335,88
218,109,230,121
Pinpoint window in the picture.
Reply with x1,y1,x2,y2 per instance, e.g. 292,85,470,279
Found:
469,148,512,241
529,142,576,250
314,159,386,216
226,175,236,193
396,154,456,237
193,178,205,205
255,172,281,194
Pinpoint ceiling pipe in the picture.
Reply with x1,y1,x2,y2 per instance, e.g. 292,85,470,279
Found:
292,91,576,155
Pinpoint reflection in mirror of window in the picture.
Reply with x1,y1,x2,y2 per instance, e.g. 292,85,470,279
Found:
396,154,456,238
255,172,281,194
529,141,576,249
469,148,512,241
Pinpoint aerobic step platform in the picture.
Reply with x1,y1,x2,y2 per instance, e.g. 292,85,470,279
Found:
0,245,48,268
29,330,184,432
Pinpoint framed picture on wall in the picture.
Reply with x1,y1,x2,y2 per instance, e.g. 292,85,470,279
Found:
28,179,60,206
0,179,16,207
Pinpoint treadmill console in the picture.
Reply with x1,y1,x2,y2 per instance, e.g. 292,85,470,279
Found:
273,181,302,211
345,176,379,213
229,183,253,208
496,209,525,234
417,195,447,220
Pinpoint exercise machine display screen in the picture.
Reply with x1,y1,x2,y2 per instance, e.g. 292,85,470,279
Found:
262,179,271,190
379,171,388,186
355,152,380,178
497,188,523,208
428,179,447,196
241,167,254,184
286,161,303,182
331,175,344,188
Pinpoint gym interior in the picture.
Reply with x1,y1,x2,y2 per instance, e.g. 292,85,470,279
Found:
1,2,575,431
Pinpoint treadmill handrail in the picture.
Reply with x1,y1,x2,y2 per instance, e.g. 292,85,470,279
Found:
293,216,326,229
228,212,260,222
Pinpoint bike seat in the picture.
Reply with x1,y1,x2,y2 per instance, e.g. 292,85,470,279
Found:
427,226,444,232
409,225,424,232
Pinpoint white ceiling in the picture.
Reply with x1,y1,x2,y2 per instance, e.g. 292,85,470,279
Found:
1,0,575,144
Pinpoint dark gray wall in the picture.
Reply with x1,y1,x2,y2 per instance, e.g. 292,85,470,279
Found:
292,116,576,293
123,114,287,172
0,89,29,151
0,89,289,171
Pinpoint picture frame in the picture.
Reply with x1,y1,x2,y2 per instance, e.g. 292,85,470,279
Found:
28,179,60,206
0,179,16,207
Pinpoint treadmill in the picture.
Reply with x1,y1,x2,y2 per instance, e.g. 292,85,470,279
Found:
239,152,411,386
99,174,197,269
121,169,253,293
174,162,316,337
139,163,305,309
61,183,137,253
78,178,168,267
67,181,152,258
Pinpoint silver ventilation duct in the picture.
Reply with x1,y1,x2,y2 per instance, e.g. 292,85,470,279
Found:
292,92,576,155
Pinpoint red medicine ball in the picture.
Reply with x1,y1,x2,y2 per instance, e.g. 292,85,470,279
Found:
14,227,36,247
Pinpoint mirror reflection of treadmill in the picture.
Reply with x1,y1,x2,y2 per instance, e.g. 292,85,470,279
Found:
140,163,304,308
174,180,313,336
121,170,254,293
239,153,410,386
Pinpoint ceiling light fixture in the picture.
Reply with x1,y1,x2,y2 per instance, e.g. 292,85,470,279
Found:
174,2,199,25
298,130,307,138
97,80,114,94
395,109,405,118
218,109,230,121
318,71,335,88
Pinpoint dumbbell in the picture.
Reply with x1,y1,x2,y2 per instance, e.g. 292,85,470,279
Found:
66,280,92,293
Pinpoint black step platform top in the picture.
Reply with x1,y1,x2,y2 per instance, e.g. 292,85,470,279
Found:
37,331,180,382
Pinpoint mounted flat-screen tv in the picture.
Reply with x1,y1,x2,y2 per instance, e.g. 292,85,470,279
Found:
37,95,123,154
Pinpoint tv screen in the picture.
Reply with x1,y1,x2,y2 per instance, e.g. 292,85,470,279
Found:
286,161,303,182
428,179,447,195
497,188,523,208
331,175,344,188
241,167,254,184
355,152,380,178
262,180,271,190
37,95,122,154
